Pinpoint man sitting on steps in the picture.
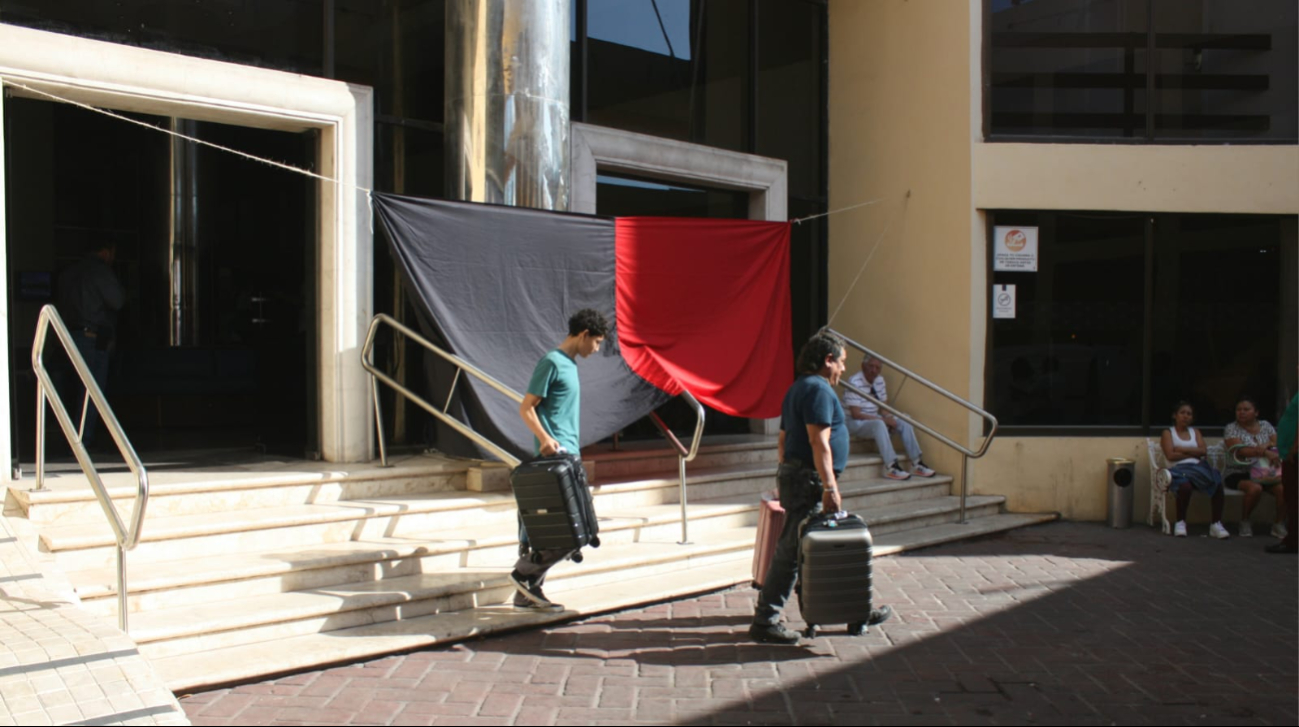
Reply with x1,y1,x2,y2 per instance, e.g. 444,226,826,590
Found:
843,356,937,481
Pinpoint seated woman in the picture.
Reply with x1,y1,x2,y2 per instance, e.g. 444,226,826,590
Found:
1161,401,1227,538
1223,396,1287,538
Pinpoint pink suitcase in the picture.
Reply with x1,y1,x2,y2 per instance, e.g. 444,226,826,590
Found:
751,494,786,588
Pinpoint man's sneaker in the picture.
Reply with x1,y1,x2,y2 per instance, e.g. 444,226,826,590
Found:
884,462,911,481
508,571,564,612
867,605,893,626
1174,521,1188,537
1272,522,1289,539
1240,521,1254,537
1209,522,1229,540
749,622,801,645
911,461,936,477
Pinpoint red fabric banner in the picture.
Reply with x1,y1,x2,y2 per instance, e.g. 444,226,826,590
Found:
615,217,793,418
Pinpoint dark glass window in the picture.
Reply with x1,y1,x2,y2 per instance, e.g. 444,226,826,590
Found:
756,0,824,199
987,0,1298,142
1149,215,1288,425
586,0,750,151
0,0,324,75
595,174,748,219
1149,0,1298,141
334,0,445,123
988,0,1151,138
988,211,1297,430
990,212,1148,426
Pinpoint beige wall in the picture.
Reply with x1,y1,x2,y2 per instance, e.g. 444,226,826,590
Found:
975,144,1299,214
827,0,977,482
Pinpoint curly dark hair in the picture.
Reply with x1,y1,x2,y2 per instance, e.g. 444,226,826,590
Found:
568,308,610,338
796,332,845,374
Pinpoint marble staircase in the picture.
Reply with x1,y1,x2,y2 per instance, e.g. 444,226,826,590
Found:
5,437,1054,692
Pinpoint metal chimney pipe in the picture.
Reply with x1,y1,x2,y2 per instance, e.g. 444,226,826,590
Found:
445,0,571,211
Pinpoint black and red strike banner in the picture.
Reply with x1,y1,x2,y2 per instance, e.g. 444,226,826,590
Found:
373,193,792,461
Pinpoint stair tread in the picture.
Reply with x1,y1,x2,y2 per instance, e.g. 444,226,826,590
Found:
70,501,757,597
41,459,950,551
123,527,759,642
151,511,1057,693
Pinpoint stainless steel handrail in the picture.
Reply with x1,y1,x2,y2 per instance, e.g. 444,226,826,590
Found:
823,327,999,524
648,390,705,544
362,314,525,468
31,305,148,633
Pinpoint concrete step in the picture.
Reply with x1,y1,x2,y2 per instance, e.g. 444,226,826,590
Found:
70,501,758,615
128,529,756,659
10,454,470,525
39,453,918,571
149,511,1057,693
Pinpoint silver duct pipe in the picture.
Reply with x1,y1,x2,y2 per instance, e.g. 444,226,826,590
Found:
445,0,571,211
168,119,199,346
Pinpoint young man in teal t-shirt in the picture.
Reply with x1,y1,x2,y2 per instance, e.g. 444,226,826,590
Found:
509,309,608,610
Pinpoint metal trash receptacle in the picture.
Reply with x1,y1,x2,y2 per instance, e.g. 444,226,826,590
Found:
1106,458,1135,528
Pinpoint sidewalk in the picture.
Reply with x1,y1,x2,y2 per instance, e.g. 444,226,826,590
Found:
180,521,1298,726
0,514,188,726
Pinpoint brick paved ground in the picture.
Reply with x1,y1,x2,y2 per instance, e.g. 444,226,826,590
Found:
180,522,1297,726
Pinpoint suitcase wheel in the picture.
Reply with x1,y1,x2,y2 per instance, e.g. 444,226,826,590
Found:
591,536,601,548
803,624,818,639
847,622,866,637
570,551,584,564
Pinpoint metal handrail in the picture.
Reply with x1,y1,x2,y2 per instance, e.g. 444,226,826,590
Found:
823,327,999,523
31,305,148,634
648,390,705,544
362,314,525,468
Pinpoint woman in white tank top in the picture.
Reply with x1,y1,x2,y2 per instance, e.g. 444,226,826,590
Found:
1160,401,1227,538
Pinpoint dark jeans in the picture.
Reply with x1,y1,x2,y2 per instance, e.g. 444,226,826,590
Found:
64,330,110,446
753,462,827,626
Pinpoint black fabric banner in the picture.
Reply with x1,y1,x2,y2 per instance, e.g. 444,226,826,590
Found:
373,193,671,461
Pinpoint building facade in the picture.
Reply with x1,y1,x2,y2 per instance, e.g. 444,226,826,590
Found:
1,0,1295,526
829,0,1297,520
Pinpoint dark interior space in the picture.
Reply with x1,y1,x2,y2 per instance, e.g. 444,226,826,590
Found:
4,97,316,464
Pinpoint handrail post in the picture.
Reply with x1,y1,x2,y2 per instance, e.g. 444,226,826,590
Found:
960,455,969,525
678,455,690,545
372,374,390,468
34,388,46,492
117,545,128,633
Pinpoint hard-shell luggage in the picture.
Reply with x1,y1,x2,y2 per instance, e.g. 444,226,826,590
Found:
510,453,600,557
751,494,786,588
796,511,874,637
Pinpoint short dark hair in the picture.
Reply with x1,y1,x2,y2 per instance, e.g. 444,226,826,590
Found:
568,308,610,338
797,332,844,374
1171,400,1194,420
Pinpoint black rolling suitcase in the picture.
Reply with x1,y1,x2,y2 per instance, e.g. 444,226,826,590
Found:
510,453,600,559
796,511,875,638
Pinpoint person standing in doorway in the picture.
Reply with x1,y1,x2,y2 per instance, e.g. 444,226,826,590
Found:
55,240,124,447
749,332,892,645
509,308,608,611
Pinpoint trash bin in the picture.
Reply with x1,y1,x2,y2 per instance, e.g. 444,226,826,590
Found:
1106,458,1135,528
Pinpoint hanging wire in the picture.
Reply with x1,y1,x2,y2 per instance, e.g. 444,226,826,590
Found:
825,191,910,326
1,78,371,195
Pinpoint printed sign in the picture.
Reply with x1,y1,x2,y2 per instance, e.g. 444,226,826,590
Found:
993,226,1039,272
993,284,1016,319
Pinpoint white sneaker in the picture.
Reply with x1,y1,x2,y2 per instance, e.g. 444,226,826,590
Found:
1209,522,1229,540
911,460,936,478
1239,521,1253,537
1272,522,1289,539
884,462,911,481
1174,521,1188,537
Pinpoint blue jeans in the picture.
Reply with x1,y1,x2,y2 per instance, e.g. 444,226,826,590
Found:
753,462,827,626
66,331,110,446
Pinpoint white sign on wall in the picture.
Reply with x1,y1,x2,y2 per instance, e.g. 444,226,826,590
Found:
993,284,1016,319
993,226,1039,272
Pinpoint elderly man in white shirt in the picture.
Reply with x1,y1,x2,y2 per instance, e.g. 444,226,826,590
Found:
843,356,936,480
